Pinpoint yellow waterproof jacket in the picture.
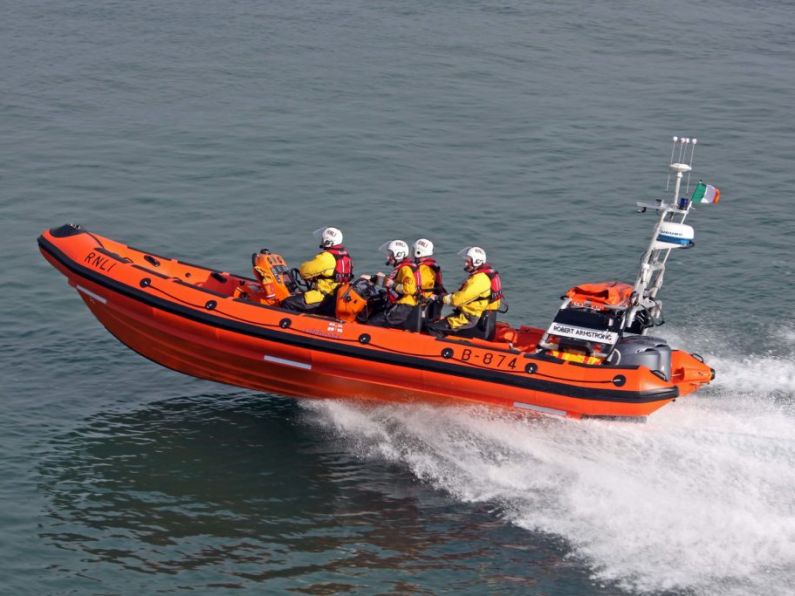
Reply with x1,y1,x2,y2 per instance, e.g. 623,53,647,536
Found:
443,271,501,329
390,264,419,307
299,251,339,305
417,263,438,299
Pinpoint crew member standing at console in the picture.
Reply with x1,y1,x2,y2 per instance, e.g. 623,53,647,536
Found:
282,227,353,315
367,240,420,329
412,238,446,320
427,246,502,338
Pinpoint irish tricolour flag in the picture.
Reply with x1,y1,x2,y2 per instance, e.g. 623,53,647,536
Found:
691,181,720,204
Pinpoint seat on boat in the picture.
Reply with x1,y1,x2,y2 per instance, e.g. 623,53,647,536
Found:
451,310,498,341
405,304,424,332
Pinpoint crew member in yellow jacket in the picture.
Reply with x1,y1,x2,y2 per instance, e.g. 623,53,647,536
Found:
366,240,421,330
282,227,353,315
412,238,446,320
427,246,503,337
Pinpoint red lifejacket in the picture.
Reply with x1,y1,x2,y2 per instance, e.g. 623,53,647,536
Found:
324,245,353,283
386,258,422,304
416,257,445,294
473,263,503,304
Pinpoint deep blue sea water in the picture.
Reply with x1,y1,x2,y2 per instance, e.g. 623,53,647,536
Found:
2,0,793,594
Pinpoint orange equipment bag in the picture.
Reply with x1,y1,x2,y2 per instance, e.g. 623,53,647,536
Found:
549,349,603,366
565,281,633,311
251,251,293,306
493,322,544,352
335,282,368,322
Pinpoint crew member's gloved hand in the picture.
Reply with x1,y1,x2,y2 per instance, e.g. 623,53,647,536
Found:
442,294,452,305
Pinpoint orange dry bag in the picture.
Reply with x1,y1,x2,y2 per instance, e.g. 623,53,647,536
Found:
335,282,368,322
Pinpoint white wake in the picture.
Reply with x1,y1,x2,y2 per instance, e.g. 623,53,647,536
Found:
303,327,795,595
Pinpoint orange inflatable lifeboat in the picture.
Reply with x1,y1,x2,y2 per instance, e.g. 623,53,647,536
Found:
37,224,715,420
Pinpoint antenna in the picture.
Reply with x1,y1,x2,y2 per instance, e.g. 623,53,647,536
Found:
664,136,695,206
686,138,697,192
631,136,701,335
665,136,678,191
682,138,690,193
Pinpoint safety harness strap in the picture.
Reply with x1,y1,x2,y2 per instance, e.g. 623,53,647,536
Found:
322,246,353,283
418,257,445,293
456,263,504,306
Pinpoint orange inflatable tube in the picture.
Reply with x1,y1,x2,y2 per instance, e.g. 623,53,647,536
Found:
37,225,714,420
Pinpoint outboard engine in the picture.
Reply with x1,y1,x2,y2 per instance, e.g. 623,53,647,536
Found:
606,335,672,380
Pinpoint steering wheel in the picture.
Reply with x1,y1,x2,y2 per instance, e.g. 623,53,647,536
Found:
288,267,311,293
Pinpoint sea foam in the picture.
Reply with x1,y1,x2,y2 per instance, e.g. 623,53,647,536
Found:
305,326,795,595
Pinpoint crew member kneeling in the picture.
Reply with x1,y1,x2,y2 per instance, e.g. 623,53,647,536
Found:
427,246,502,337
282,227,353,315
367,240,420,330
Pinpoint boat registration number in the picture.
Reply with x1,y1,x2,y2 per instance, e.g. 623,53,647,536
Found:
459,349,518,369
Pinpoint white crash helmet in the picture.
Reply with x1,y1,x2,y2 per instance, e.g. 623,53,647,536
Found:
379,240,409,262
458,246,487,268
313,226,343,248
413,238,434,259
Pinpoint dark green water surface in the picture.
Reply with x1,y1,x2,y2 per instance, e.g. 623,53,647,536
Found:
2,1,793,594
